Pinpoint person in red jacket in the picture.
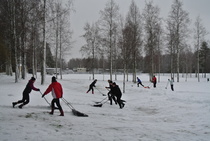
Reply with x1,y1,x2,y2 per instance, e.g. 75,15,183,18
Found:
42,76,64,116
12,77,40,108
152,75,157,88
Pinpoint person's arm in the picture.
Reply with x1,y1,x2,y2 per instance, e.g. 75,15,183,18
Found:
43,84,52,95
30,82,39,91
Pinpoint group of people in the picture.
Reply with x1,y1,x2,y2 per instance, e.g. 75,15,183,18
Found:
137,75,174,91
12,75,173,116
137,75,157,88
87,79,125,109
12,76,64,116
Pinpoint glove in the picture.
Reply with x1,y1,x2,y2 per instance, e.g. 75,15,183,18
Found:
42,94,45,98
37,89,40,91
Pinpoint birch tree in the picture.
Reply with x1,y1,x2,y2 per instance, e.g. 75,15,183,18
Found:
99,0,119,81
143,1,161,80
41,0,46,85
126,0,143,83
81,22,100,80
167,0,190,82
193,16,207,82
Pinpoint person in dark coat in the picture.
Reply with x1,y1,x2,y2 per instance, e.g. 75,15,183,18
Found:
12,77,40,108
105,80,117,105
86,79,97,94
111,82,125,109
42,76,64,116
152,75,157,88
137,77,144,87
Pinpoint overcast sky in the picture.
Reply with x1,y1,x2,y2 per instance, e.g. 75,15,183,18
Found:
69,0,210,59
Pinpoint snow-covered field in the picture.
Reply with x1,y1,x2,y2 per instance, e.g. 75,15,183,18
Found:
0,73,210,141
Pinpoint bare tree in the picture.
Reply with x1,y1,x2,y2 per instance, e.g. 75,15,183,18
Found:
126,0,143,83
81,22,100,80
41,0,46,85
143,1,161,80
167,0,190,82
99,0,120,81
193,16,207,82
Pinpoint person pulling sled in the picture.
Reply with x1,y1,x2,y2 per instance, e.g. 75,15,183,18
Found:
137,77,144,87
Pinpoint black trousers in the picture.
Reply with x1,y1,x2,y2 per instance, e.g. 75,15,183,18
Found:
17,92,30,105
51,98,63,111
171,85,174,91
108,91,117,105
153,82,156,88
87,86,94,93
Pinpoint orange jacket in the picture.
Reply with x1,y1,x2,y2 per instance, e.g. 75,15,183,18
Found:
44,82,63,98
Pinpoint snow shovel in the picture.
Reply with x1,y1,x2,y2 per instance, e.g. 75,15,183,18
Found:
93,99,109,107
93,97,107,104
95,87,107,96
62,98,88,117
39,91,51,106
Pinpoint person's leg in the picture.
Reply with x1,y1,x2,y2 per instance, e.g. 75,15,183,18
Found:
13,92,26,107
55,99,64,116
18,93,29,108
108,92,112,105
117,96,123,108
112,95,117,105
49,99,56,114
171,85,174,91
91,87,94,94
86,86,92,93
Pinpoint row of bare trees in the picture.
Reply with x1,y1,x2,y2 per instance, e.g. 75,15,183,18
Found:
80,0,209,87
0,0,73,84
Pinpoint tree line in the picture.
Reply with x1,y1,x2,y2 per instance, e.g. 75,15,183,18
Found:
77,0,209,90
0,0,209,86
0,0,73,84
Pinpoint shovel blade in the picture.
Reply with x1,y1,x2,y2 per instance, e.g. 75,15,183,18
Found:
72,109,88,117
93,103,102,107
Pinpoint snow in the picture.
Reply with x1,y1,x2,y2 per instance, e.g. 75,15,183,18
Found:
0,73,210,141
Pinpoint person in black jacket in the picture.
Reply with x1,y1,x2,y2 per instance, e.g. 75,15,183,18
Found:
105,80,117,105
86,79,97,94
111,82,125,109
12,77,40,108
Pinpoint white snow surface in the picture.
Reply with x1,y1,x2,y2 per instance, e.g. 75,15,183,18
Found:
0,73,210,141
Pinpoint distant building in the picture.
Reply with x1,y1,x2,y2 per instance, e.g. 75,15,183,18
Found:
46,68,60,75
73,68,86,73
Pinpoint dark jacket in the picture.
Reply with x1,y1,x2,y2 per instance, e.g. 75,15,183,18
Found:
90,80,97,87
23,80,39,94
112,85,122,98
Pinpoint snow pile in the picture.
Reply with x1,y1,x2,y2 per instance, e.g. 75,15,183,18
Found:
0,73,210,141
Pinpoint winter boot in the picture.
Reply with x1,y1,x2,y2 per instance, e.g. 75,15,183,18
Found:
92,91,94,94
18,104,24,109
59,110,64,116
12,102,17,108
49,107,55,115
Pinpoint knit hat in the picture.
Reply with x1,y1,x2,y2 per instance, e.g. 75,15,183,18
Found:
31,77,36,81
52,76,57,82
